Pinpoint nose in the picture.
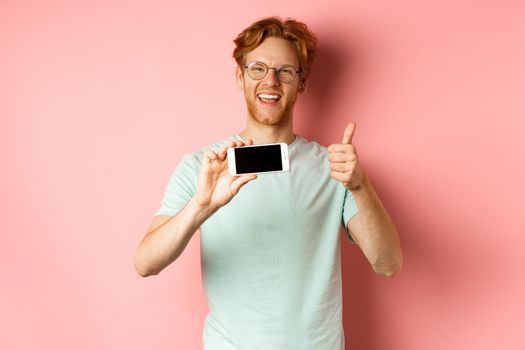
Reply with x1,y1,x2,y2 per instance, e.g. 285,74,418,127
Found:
262,68,280,86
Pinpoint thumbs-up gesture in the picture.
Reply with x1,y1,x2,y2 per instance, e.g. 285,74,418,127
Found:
328,122,364,191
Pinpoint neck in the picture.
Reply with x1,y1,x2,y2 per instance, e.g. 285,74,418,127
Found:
239,117,296,145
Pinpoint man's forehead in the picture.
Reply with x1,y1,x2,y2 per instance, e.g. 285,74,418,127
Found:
244,37,299,66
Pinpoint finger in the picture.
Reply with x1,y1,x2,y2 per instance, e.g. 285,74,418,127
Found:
230,174,257,195
341,122,356,145
328,152,355,163
218,150,228,161
328,143,356,153
203,150,218,162
219,139,248,162
219,141,236,155
202,151,219,172
217,141,236,161
329,162,354,173
330,171,352,183
246,138,254,146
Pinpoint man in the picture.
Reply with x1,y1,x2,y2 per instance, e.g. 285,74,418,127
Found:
135,17,402,350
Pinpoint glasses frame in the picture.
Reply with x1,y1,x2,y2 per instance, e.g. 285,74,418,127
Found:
243,61,301,84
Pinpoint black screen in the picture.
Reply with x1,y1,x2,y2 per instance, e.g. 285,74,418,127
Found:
234,144,283,174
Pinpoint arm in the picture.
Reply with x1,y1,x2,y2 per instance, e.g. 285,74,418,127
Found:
134,198,217,277
134,139,257,277
346,173,403,277
329,122,402,277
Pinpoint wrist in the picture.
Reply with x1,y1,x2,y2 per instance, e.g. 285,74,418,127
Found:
346,172,368,192
348,176,376,208
189,197,218,219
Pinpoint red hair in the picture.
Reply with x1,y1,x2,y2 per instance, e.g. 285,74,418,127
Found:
233,17,318,82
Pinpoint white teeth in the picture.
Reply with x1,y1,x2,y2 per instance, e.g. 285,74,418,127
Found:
258,93,280,100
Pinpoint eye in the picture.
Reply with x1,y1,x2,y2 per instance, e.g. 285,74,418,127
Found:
249,62,266,72
279,66,294,74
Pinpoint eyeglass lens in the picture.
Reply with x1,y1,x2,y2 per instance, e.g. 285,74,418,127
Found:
246,62,297,83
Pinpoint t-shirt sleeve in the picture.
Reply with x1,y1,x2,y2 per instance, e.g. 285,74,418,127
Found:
342,187,359,242
154,154,198,217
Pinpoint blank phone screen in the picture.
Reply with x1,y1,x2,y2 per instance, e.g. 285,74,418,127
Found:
234,144,283,174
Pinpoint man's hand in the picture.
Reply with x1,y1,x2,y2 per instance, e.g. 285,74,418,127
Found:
328,122,364,190
196,139,257,211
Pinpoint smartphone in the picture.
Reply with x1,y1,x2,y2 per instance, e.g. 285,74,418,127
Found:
227,142,289,175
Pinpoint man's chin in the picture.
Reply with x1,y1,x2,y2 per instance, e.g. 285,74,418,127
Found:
246,101,294,126
252,113,288,126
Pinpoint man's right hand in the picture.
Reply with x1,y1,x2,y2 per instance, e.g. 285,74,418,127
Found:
135,139,256,276
195,139,257,211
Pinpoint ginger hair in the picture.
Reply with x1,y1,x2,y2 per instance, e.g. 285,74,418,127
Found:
233,17,318,84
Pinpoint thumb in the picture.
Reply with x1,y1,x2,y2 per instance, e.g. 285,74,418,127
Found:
341,122,356,144
230,174,257,195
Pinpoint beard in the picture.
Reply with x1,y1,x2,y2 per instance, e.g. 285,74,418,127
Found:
244,93,297,126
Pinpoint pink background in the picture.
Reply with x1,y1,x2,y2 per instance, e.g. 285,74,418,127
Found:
1,1,524,349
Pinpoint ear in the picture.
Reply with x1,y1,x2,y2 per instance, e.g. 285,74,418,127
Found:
298,78,307,93
235,66,244,90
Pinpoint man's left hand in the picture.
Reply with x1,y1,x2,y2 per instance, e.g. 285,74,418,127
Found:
328,122,365,191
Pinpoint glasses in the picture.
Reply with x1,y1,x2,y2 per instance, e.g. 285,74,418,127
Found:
244,61,300,84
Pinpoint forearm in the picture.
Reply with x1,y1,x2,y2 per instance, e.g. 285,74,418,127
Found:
349,174,403,277
135,197,217,277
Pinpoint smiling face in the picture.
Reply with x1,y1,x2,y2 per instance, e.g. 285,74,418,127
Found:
236,37,303,127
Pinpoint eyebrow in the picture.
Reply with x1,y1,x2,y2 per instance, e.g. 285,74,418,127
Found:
244,53,299,66
246,60,298,67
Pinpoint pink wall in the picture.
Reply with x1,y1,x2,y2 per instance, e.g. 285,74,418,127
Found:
1,1,524,349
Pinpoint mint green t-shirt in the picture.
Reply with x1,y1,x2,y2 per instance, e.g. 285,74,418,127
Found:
155,134,359,350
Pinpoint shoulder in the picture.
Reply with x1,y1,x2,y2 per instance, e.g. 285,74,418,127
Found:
294,135,328,160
